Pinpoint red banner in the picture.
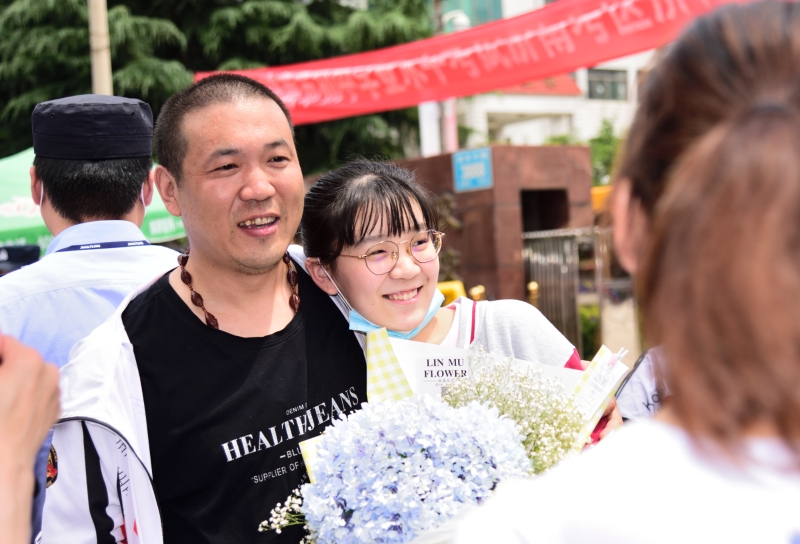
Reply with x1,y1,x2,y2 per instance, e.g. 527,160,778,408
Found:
195,0,744,125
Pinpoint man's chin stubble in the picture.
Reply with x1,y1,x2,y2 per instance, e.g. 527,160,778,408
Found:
228,254,285,276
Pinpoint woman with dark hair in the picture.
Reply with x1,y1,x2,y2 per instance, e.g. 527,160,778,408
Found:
454,3,800,541
301,160,584,368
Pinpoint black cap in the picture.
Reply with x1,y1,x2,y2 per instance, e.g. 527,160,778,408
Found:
0,246,40,275
32,94,153,160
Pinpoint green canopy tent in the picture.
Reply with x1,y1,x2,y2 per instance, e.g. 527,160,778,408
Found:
0,148,185,253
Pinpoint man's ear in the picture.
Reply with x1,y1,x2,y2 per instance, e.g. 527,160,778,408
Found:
142,170,155,206
30,166,43,205
306,259,339,296
154,165,181,217
610,177,648,274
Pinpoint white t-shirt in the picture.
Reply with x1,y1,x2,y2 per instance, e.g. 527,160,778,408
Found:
616,349,666,420
455,420,800,544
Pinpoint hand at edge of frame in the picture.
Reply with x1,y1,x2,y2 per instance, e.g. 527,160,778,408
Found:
599,397,623,439
0,335,60,473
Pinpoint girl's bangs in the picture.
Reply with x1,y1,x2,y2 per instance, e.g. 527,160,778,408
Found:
349,182,427,246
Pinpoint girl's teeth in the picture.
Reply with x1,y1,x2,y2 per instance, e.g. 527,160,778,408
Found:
388,289,418,301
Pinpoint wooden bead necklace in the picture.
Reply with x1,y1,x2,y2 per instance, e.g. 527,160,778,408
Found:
177,248,300,330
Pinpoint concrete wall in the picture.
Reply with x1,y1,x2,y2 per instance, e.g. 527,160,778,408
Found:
397,145,592,301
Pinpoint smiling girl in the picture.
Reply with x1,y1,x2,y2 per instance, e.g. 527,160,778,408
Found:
301,160,586,372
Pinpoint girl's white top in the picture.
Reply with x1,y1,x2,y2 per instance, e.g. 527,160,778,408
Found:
439,297,576,365
454,419,800,544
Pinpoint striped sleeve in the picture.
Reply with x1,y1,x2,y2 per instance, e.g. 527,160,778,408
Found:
41,422,125,544
82,423,117,544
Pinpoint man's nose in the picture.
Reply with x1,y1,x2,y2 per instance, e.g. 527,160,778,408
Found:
240,166,277,201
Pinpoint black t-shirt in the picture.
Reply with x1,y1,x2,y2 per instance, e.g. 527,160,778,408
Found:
122,263,366,543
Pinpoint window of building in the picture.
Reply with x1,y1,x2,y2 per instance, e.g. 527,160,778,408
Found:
521,189,570,232
587,69,628,100
439,0,503,28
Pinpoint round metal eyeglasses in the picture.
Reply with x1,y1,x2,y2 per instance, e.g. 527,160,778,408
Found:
339,230,445,275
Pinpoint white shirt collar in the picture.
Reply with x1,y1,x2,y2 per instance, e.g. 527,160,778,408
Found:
46,220,148,256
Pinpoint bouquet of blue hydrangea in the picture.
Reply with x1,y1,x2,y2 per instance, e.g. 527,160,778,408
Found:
261,395,529,544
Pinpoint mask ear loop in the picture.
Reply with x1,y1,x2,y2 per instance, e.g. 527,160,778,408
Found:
39,184,44,207
140,186,147,219
317,258,353,311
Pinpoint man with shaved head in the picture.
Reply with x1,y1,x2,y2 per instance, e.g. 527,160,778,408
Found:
42,75,367,543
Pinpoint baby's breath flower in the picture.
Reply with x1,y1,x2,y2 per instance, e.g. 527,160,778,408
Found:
259,488,310,539
443,346,584,474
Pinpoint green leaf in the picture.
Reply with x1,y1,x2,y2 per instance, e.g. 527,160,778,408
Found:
588,119,620,186
113,58,193,98
216,58,267,71
0,0,86,31
268,10,326,59
2,83,88,120
108,5,187,57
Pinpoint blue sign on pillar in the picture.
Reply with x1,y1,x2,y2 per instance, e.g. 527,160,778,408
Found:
452,147,493,193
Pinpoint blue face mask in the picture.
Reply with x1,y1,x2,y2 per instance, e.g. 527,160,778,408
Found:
319,262,445,340
348,289,446,340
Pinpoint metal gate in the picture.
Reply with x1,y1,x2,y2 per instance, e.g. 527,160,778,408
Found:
522,228,593,354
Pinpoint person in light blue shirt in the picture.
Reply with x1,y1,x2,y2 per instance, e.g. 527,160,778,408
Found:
0,95,178,541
